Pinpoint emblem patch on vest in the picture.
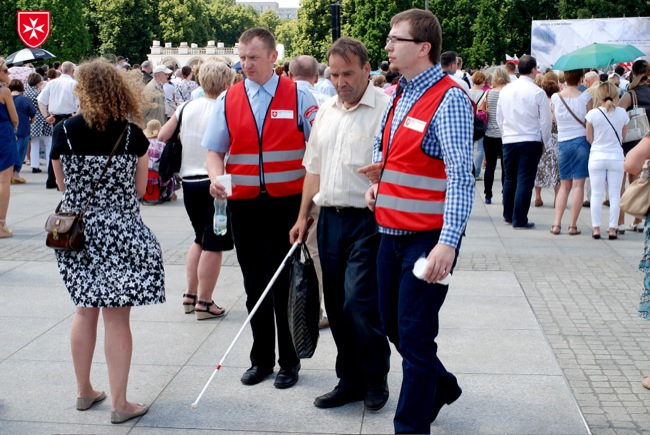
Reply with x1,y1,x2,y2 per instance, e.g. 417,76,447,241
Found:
404,116,426,133
271,110,294,119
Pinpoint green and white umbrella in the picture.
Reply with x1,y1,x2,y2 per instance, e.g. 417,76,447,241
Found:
553,43,644,71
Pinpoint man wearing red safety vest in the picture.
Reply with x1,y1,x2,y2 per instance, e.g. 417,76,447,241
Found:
203,27,318,390
365,9,475,434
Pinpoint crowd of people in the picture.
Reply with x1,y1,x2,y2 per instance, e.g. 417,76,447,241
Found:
1,7,650,433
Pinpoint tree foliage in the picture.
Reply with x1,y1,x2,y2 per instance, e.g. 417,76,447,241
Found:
291,0,334,62
88,0,159,62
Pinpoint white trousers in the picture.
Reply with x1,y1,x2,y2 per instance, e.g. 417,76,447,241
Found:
588,158,624,229
30,136,52,169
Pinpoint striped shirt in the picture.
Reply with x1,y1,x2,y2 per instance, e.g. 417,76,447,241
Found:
372,64,475,248
485,89,501,138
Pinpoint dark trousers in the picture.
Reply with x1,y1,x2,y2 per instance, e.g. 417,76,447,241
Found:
483,135,503,200
502,141,543,226
47,114,72,186
317,207,390,391
228,193,300,370
377,230,461,434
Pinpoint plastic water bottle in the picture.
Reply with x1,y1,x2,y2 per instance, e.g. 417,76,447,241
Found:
213,198,228,236
413,257,452,285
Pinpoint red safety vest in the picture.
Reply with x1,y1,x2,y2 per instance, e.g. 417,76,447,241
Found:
375,75,461,232
224,77,306,199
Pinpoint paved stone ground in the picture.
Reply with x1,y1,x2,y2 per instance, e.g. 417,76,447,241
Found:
464,175,650,435
2,165,650,433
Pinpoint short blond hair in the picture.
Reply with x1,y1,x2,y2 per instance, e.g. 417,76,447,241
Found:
199,61,234,98
492,68,510,87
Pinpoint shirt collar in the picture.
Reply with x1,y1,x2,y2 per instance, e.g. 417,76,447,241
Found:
398,63,444,94
332,80,376,111
245,72,279,97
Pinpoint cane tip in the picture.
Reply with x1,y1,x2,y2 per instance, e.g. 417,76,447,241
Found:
191,402,198,410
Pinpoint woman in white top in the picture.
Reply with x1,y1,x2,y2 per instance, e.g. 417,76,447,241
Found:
469,71,487,179
550,69,592,235
585,82,629,239
159,61,235,319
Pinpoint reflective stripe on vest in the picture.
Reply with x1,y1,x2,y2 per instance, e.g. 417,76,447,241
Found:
224,77,306,199
375,75,460,232
227,149,305,165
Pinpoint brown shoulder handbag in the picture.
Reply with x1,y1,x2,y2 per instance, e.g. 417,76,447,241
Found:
45,124,128,251
620,159,650,219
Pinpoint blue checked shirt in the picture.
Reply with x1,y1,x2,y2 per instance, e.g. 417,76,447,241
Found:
372,64,475,248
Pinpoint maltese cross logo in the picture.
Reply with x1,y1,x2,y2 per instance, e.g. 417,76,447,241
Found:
17,11,51,49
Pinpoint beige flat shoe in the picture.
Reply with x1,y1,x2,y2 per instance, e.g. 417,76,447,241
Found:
643,376,650,390
76,391,106,411
111,403,149,424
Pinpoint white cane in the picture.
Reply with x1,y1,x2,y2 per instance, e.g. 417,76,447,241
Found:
192,240,302,409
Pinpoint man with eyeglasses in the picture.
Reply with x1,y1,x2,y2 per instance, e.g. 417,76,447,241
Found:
365,8,474,434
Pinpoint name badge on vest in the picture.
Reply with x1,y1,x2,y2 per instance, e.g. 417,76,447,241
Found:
404,116,426,133
271,110,294,119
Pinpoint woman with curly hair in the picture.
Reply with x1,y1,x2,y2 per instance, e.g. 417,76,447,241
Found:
51,58,165,424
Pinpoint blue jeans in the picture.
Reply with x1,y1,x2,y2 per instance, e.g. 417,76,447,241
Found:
14,136,29,172
377,231,461,434
473,137,484,178
502,141,543,226
558,136,590,180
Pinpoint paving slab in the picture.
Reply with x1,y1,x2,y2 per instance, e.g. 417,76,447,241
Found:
0,168,599,434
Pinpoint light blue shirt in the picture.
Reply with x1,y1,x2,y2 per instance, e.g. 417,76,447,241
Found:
202,72,318,154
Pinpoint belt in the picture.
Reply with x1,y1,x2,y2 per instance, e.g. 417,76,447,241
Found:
323,206,368,214
183,175,210,182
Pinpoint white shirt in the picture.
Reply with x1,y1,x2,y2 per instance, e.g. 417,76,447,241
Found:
295,80,330,107
445,72,470,92
176,98,218,178
585,106,629,161
455,70,473,87
509,74,518,82
551,91,592,141
496,76,552,146
163,82,177,117
303,81,389,208
315,78,336,97
37,74,78,115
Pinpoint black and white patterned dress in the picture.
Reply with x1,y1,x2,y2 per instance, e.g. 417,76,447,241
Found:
53,120,165,307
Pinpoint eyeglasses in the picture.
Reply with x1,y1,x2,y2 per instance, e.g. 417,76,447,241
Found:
385,36,423,45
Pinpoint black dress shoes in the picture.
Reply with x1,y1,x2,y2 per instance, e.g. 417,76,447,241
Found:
240,366,273,386
314,385,365,408
365,382,389,411
274,363,300,389
431,383,462,422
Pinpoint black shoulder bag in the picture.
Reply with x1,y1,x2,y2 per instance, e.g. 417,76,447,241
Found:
158,104,186,182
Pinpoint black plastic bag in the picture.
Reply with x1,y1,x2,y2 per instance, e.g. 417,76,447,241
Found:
287,244,320,359
158,104,186,182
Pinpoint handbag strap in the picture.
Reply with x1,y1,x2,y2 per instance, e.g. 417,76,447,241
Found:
630,90,638,109
597,108,622,146
68,123,129,218
558,93,586,127
172,102,187,137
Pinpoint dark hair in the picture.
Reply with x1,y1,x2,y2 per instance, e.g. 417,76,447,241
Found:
181,66,192,78
326,36,369,68
385,70,400,84
563,69,584,86
599,73,608,82
35,66,45,76
380,60,389,72
440,51,457,68
505,62,516,73
52,61,60,70
517,55,536,75
8,79,24,92
632,60,649,76
615,66,625,76
283,61,290,74
27,72,42,87
541,79,559,98
390,9,442,65
240,27,276,53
